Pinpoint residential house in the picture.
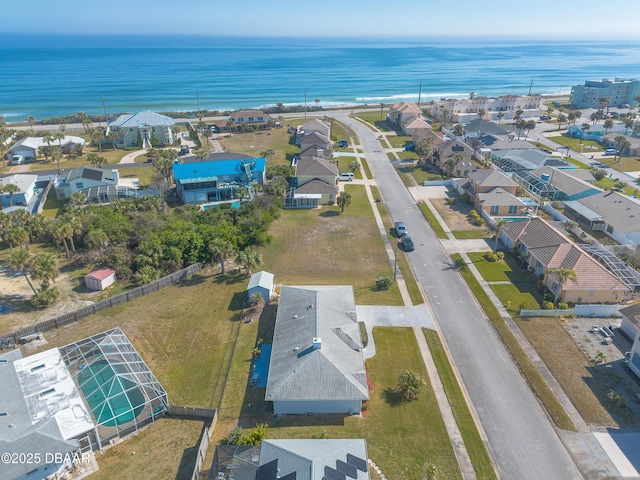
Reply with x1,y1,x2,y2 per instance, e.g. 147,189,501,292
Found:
173,158,266,204
247,270,275,303
401,116,432,137
300,130,332,155
491,148,572,173
84,268,116,291
296,119,331,145
499,217,629,303
8,136,85,161
432,140,477,177
410,127,447,152
0,174,38,207
564,190,640,245
54,166,138,202
209,439,369,480
570,78,640,108
0,348,95,480
603,133,640,157
107,111,176,148
619,304,640,381
456,168,519,202
477,187,527,218
388,101,423,127
431,94,542,123
287,157,338,208
514,166,602,201
464,118,510,137
265,285,369,415
472,133,536,162
230,109,271,127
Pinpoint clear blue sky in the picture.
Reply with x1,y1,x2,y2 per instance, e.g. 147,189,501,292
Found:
2,0,640,39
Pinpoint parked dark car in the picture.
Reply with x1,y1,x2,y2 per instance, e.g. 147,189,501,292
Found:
401,236,415,252
394,221,408,237
337,140,349,148
404,143,415,151
179,145,190,156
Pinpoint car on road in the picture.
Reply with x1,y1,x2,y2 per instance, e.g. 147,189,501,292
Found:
337,140,349,148
404,143,415,151
540,115,552,121
179,145,190,156
394,221,408,237
338,172,354,181
400,235,415,251
605,148,619,155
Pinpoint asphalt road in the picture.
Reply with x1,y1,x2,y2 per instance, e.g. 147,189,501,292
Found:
333,112,583,480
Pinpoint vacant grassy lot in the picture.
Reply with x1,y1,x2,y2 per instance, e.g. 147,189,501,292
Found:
514,316,617,426
91,417,204,480
548,134,604,152
594,177,637,196
452,230,489,240
217,121,304,165
265,327,462,480
387,135,413,148
261,185,403,306
352,112,394,132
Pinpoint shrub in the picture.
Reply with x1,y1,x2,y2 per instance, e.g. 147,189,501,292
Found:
461,192,471,203
496,251,504,260
237,423,269,445
483,251,499,262
540,301,555,310
223,426,243,445
446,197,456,205
376,275,393,291
557,302,569,310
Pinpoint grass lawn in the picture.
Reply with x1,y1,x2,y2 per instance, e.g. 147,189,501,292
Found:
396,150,418,160
562,156,591,169
217,121,304,165
260,185,403,306
332,120,355,144
264,328,463,480
336,156,364,179
361,156,373,180
397,164,444,186
451,230,488,240
451,254,576,431
490,283,541,316
41,187,66,218
514,317,616,426
371,185,424,306
387,135,413,148
593,177,636,196
548,134,604,152
352,112,394,132
418,201,448,239
26,147,132,172
118,165,155,188
423,329,498,480
596,155,640,174
91,417,204,480
468,252,531,283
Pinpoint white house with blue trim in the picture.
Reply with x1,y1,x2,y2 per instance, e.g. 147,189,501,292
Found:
106,111,176,148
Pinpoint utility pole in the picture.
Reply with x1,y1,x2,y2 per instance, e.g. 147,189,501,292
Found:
417,82,422,107
304,89,307,120
101,95,108,128
196,91,202,122
528,78,533,96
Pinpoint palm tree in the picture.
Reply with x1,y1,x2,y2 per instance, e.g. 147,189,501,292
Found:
209,238,234,273
349,160,360,173
453,124,465,137
50,146,63,174
613,135,626,162
3,183,20,207
70,191,87,208
30,252,59,290
603,119,614,135
48,220,70,257
599,97,611,114
90,127,104,152
557,114,567,131
398,369,426,401
8,248,37,295
5,226,29,251
236,247,262,275
516,118,527,139
87,153,107,168
226,118,237,134
25,115,36,130
523,120,536,140
494,219,507,252
108,130,119,148
260,148,275,163
85,228,109,259
545,267,577,304
415,138,433,162
444,158,457,178
496,111,505,125
514,109,524,122
580,123,590,144
337,191,352,213
41,132,55,161
194,148,209,162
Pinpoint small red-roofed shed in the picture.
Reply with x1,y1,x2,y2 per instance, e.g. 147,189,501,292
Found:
84,268,116,291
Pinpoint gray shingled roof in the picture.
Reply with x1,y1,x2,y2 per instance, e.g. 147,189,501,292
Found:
296,179,338,195
478,187,526,207
468,169,518,188
266,286,369,403
260,439,369,480
577,191,640,235
296,157,338,177
465,118,509,135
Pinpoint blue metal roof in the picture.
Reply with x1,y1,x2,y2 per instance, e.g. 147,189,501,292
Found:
172,158,266,181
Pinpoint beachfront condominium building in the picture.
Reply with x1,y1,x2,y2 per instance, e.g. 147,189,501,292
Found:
570,78,640,109
431,94,542,123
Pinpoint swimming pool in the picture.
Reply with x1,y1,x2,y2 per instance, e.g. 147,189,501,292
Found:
201,200,241,210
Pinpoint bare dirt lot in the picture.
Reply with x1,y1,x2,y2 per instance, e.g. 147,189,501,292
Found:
431,197,487,232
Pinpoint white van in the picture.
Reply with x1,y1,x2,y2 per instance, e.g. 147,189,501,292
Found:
10,155,24,165
338,172,354,181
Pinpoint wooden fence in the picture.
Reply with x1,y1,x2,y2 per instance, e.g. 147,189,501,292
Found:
0,263,201,347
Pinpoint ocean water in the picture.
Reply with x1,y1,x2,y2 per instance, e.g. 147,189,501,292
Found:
1,35,640,121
